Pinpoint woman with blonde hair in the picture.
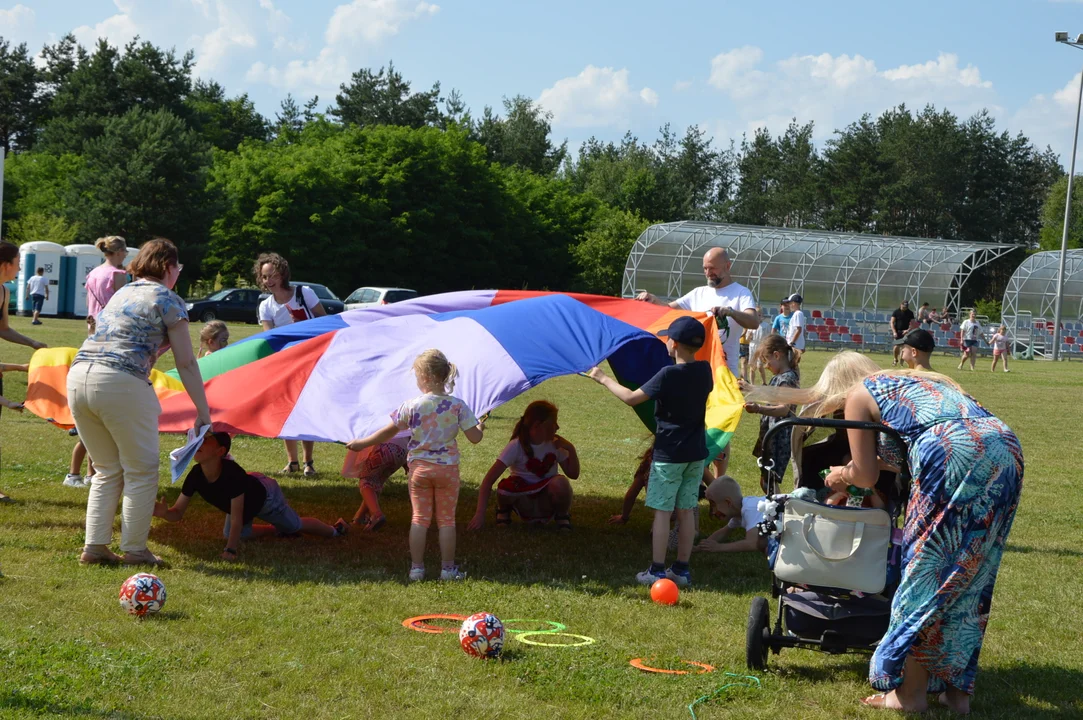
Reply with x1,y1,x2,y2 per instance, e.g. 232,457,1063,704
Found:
750,352,1023,714
85,236,128,333
69,238,212,566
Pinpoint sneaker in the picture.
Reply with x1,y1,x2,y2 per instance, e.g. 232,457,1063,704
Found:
635,567,667,586
67,427,80,437
63,473,87,488
408,566,425,582
439,566,466,581
1004,369,1011,373
332,518,349,537
31,320,42,325
83,475,96,486
665,566,692,588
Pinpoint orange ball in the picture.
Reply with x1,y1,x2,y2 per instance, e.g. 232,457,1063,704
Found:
650,578,679,606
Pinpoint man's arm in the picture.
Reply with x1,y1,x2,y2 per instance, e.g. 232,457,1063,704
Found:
717,305,759,330
635,290,682,309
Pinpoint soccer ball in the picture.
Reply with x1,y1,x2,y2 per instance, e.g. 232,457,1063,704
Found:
459,612,504,659
119,573,167,617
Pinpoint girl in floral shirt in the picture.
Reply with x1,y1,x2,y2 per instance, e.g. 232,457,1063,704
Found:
347,349,483,581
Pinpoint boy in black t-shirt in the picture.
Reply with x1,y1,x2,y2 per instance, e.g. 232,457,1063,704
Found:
587,316,714,588
154,432,347,561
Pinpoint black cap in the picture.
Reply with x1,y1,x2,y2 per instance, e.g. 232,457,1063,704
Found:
894,328,935,353
658,316,706,349
784,293,803,304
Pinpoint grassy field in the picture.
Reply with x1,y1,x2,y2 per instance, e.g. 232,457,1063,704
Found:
1,316,1081,720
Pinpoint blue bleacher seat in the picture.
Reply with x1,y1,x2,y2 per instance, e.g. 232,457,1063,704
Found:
830,333,842,343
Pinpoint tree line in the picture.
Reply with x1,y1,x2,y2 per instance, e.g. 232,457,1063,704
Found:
0,34,1075,301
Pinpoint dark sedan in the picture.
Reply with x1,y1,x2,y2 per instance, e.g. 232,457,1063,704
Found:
185,288,262,323
257,282,345,316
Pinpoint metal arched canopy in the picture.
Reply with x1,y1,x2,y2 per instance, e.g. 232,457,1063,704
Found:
622,221,1018,314
1001,249,1083,322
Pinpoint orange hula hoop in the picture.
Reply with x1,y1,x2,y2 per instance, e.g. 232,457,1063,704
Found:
401,614,467,634
629,658,716,675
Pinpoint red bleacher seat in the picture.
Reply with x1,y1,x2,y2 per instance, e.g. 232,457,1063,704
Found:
851,334,863,343
940,323,951,331
824,318,836,327
811,310,822,319
1067,337,1076,345
948,338,960,348
838,326,849,334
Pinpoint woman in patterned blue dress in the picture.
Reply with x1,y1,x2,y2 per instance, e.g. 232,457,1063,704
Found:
821,359,1023,714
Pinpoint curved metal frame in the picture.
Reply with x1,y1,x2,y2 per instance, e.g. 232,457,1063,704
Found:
623,221,1017,316
1001,250,1083,351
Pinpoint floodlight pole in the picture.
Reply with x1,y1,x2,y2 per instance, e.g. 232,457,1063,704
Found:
1052,37,1083,360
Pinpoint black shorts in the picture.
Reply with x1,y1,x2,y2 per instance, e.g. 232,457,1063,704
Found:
739,344,749,359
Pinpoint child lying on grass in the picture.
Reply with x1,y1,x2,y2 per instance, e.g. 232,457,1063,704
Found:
154,431,347,561
694,475,767,554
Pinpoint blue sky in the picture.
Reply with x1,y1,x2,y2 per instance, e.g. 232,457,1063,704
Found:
3,0,1083,162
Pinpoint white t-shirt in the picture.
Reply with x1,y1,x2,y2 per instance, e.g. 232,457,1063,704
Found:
498,439,569,486
725,496,765,533
961,319,982,342
27,275,48,296
991,332,1008,353
786,309,806,350
672,282,756,375
258,286,320,328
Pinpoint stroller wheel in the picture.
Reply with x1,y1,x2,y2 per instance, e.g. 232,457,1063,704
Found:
746,596,770,670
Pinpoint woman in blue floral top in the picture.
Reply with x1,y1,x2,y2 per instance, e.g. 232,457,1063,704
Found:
69,238,212,566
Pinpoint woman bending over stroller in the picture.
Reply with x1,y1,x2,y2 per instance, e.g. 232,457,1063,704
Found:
749,351,1023,715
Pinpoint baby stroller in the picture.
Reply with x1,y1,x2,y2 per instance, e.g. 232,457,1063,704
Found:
745,417,911,671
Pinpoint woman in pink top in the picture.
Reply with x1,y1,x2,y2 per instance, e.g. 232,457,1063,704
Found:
85,236,128,333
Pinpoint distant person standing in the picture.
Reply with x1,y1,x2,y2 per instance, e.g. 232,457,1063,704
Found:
990,324,1011,373
784,293,806,363
85,236,129,334
255,252,326,477
635,247,758,378
771,300,791,339
26,268,49,325
747,307,770,385
890,301,915,367
917,302,931,326
958,310,984,372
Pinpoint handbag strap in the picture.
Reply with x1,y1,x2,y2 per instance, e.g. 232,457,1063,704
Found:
801,515,865,561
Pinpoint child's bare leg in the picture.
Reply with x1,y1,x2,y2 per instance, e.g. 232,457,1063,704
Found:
652,509,673,565
70,442,87,476
438,526,456,565
991,355,998,371
409,523,427,567
675,507,695,563
352,496,369,524
302,441,314,463
247,524,279,538
283,439,299,464
298,517,337,537
1003,353,1010,371
360,484,382,521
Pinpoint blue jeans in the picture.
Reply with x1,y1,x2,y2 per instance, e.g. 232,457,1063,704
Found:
31,294,45,312
222,474,302,538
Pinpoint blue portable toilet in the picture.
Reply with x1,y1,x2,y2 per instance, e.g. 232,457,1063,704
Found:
64,244,105,317
17,241,65,317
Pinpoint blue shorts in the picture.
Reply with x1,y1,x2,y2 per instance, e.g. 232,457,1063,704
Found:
31,294,45,312
222,474,302,538
964,339,979,349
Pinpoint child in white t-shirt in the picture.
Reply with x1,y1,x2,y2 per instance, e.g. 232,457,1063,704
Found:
694,475,767,554
990,324,1011,373
468,400,580,530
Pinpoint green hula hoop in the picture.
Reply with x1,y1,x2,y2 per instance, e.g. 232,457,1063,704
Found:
502,619,567,635
516,631,596,647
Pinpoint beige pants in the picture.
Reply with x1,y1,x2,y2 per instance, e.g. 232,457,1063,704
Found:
67,363,162,552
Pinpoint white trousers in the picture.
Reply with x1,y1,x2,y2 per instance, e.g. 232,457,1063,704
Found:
67,363,162,552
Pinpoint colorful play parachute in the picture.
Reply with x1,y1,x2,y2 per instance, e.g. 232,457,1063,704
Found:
25,291,744,460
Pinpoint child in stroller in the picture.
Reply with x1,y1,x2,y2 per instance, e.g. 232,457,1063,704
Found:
746,415,910,670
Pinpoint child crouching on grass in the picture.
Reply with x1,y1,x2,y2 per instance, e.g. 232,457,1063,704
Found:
695,475,767,554
153,432,347,561
347,349,483,582
468,400,579,531
587,316,713,588
342,437,408,531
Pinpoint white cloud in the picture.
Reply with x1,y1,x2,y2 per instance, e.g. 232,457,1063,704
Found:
72,0,140,48
194,1,257,73
538,65,659,127
248,0,438,92
259,0,291,33
1012,71,1083,161
673,80,692,92
325,0,439,46
0,4,34,34
707,47,999,142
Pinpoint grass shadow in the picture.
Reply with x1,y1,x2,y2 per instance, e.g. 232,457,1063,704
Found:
0,689,144,719
1005,543,1083,560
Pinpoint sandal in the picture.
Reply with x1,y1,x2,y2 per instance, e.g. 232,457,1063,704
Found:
0,491,12,504
363,514,386,532
303,461,316,477
282,461,300,474
555,514,572,531
121,549,166,567
79,545,122,565
495,510,512,526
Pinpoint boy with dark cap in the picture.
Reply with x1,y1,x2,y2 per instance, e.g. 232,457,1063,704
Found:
154,432,347,561
895,328,935,371
587,315,713,587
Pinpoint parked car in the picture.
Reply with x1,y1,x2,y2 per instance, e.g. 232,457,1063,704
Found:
186,288,263,323
344,286,418,310
258,282,345,316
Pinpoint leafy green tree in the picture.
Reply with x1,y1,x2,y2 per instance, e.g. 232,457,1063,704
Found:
331,61,442,129
5,212,80,245
2,151,84,221
773,120,820,227
820,115,884,232
0,38,43,151
185,80,267,151
1040,175,1083,251
732,128,779,225
474,95,567,175
62,108,211,276
572,205,652,295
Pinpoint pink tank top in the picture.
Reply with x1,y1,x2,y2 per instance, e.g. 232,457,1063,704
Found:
85,262,126,318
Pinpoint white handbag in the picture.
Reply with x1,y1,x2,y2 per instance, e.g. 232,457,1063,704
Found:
772,497,892,594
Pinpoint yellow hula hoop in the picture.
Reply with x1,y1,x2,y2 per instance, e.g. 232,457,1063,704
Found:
515,631,596,647
502,619,567,634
